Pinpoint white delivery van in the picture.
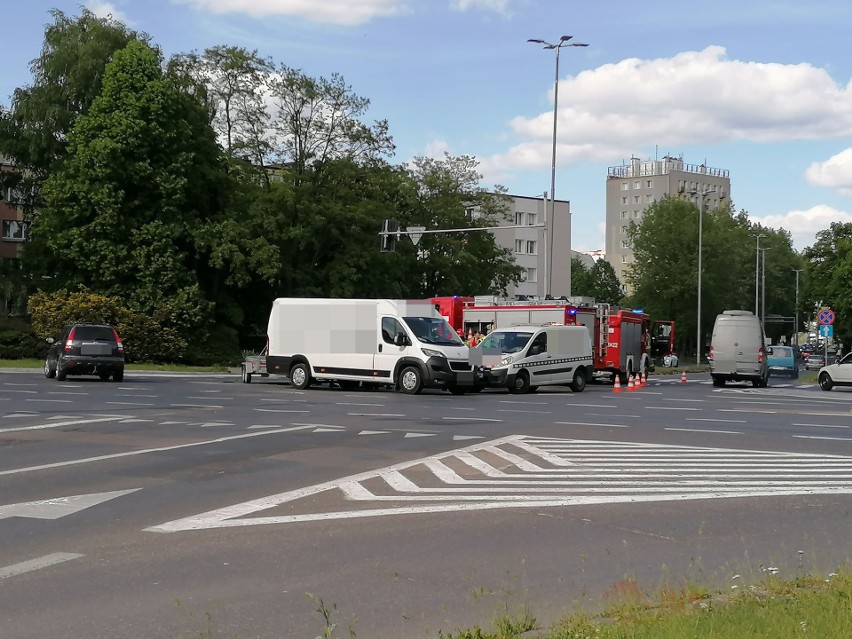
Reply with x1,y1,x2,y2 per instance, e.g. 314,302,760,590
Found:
265,298,477,395
709,310,768,387
473,325,594,394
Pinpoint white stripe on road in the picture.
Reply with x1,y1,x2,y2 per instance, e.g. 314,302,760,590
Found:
0,426,315,476
254,408,309,413
665,428,743,435
0,553,84,580
554,421,629,428
0,416,129,434
686,418,747,424
442,417,502,422
792,423,849,429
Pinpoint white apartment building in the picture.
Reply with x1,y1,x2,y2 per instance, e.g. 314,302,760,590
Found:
605,155,731,285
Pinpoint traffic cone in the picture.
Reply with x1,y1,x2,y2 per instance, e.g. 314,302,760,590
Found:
613,375,621,393
627,375,635,392
640,371,647,387
681,370,687,384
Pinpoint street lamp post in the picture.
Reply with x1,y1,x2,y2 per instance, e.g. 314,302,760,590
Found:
792,269,803,345
760,246,771,332
749,233,768,316
688,189,716,365
528,35,588,296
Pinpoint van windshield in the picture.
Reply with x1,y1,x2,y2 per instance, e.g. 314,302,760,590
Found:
478,331,533,354
402,316,464,346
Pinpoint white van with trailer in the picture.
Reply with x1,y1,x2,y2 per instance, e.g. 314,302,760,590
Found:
265,298,478,395
473,325,594,393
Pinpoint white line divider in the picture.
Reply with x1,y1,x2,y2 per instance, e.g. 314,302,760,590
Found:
0,415,130,434
0,488,142,520
0,553,84,580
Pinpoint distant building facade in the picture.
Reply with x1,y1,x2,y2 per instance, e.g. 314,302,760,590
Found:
605,155,731,285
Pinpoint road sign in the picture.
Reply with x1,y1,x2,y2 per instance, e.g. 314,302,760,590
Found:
819,324,833,338
818,308,835,325
407,226,426,246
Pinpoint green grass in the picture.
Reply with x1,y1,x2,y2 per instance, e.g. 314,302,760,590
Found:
0,358,229,373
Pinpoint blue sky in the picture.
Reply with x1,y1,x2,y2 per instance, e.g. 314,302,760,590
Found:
3,0,852,252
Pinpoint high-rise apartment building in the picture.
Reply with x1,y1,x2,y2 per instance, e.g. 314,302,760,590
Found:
605,155,730,285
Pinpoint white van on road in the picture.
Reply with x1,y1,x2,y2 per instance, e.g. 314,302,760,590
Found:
265,298,477,395
474,325,594,394
709,310,769,387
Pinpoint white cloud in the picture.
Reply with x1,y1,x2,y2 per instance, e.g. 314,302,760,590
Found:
423,139,452,159
749,205,852,250
171,0,408,25
805,148,852,196
492,46,852,172
449,0,514,16
85,1,128,22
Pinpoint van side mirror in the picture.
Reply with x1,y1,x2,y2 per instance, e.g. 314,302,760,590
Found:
766,347,773,355
46,337,55,344
394,333,409,347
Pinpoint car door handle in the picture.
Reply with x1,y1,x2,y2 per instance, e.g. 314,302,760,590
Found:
378,344,383,353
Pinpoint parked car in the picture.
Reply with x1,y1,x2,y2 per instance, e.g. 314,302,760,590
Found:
766,345,799,378
818,352,852,391
44,323,125,381
805,354,826,371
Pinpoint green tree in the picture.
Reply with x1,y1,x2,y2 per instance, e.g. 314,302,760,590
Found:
0,8,146,193
32,40,229,342
588,259,624,305
570,257,594,297
802,222,852,348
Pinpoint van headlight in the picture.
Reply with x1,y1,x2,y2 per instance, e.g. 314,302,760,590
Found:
422,348,446,359
501,355,514,366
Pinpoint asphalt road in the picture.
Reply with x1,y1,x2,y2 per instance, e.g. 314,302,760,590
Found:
1,369,851,638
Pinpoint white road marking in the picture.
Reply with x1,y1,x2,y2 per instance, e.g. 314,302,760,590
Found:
171,404,222,408
148,436,852,532
114,394,158,398
686,418,747,423
0,416,130,434
254,408,310,413
645,406,701,411
25,399,72,403
584,413,640,419
499,400,548,405
453,435,484,440
359,430,390,435
665,428,743,435
347,413,405,417
442,417,502,422
0,553,84,580
405,433,436,438
554,421,629,428
313,428,343,433
5,413,37,418
664,398,707,402
0,426,314,476
497,409,552,414
291,423,345,429
792,423,849,429
106,401,154,406
793,435,852,442
570,403,618,408
186,396,233,400
0,389,37,394
0,488,141,520
719,409,777,414
336,402,385,407
120,419,154,424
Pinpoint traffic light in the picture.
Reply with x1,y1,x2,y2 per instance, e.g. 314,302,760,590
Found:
380,219,399,252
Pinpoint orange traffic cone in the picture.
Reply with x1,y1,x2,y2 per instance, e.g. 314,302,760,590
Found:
681,370,687,384
627,375,635,392
613,375,622,393
640,371,647,387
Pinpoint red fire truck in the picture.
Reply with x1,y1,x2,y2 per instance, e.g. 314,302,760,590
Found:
456,297,675,383
430,296,473,336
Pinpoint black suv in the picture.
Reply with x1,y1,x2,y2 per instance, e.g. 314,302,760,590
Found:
44,324,125,381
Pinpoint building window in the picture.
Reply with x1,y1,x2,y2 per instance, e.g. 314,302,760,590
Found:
621,255,628,263
526,240,537,254
1,220,29,242
646,179,652,188
465,206,481,220
514,239,524,254
633,210,640,218
621,196,628,204
633,180,640,189
621,240,630,249
621,183,629,191
527,213,537,226
645,194,653,202
620,211,627,219
525,267,537,283
633,195,640,203
621,225,628,235
515,212,525,225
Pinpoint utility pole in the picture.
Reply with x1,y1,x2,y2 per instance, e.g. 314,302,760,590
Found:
793,268,803,345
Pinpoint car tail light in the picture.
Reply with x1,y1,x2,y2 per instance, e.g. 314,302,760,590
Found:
758,346,764,364
64,327,76,352
113,328,124,354
708,346,714,361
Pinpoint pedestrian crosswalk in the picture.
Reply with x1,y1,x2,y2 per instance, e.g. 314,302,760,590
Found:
147,436,852,532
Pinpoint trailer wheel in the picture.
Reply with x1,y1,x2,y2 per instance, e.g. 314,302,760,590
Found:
289,362,311,390
241,365,252,383
508,370,531,394
569,370,587,393
398,365,423,395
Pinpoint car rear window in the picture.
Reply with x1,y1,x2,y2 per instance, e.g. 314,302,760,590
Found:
773,347,793,356
74,326,115,341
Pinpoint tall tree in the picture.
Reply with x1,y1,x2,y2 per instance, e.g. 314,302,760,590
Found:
802,222,852,347
588,259,624,305
33,40,229,339
570,257,594,297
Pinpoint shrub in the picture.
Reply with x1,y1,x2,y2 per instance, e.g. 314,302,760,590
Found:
0,316,47,359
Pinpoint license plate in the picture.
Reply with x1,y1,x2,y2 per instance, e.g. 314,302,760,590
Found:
81,343,112,355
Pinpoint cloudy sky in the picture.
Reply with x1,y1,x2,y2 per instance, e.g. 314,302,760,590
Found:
3,0,851,252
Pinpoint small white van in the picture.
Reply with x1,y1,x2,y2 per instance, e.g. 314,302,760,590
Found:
265,298,477,395
709,310,768,387
474,325,594,393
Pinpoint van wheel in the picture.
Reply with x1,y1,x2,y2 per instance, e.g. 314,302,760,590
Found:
569,370,587,393
56,365,67,381
99,372,111,381
241,366,252,383
508,370,531,394
712,377,725,387
819,373,834,392
113,371,123,382
398,366,423,395
447,385,467,395
44,358,56,379
290,363,311,390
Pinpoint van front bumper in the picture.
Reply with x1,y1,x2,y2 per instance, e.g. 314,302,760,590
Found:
425,358,484,388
